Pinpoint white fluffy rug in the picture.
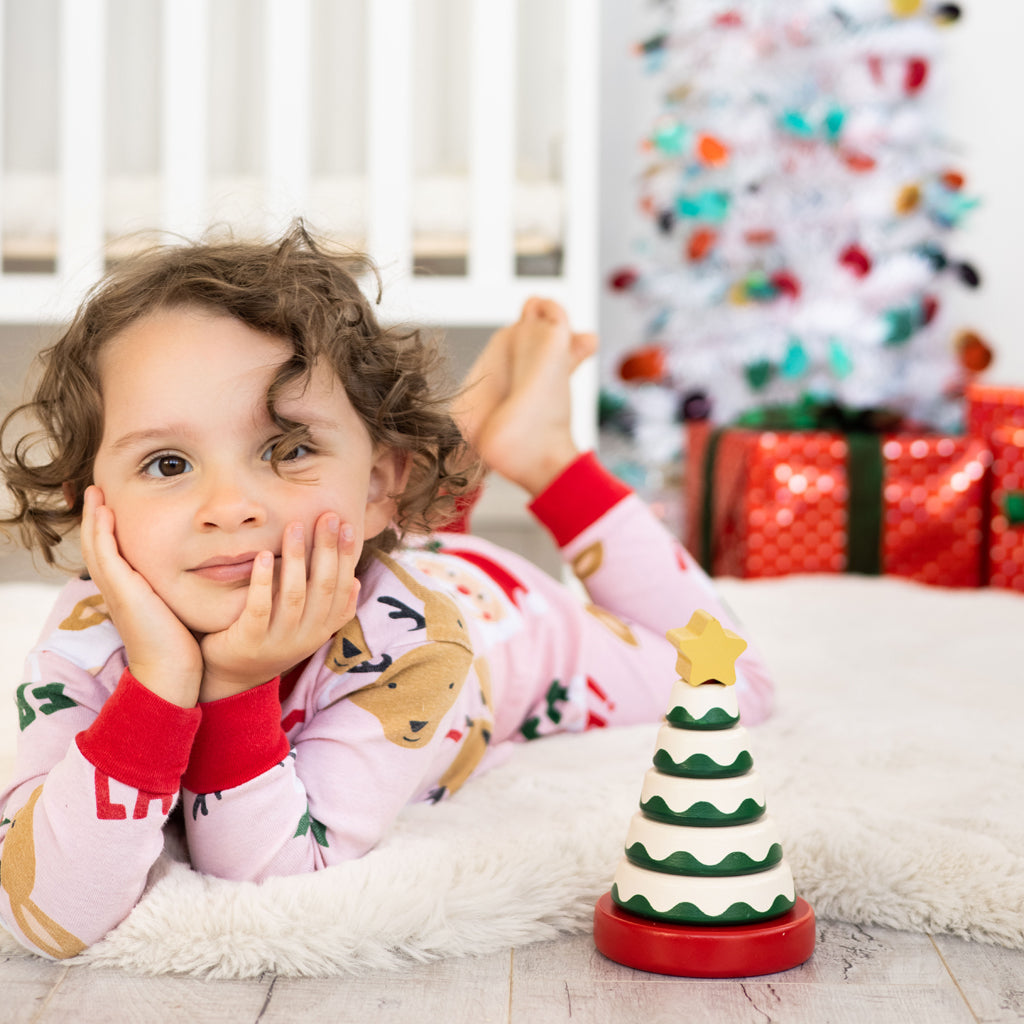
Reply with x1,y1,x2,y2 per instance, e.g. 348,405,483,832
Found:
1,574,1022,977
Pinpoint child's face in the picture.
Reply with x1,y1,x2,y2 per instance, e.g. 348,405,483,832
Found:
90,307,403,634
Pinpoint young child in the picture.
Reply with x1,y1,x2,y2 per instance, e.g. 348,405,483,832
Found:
0,224,773,960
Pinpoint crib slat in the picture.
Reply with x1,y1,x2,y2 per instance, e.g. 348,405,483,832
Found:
562,0,599,333
264,0,311,232
564,0,599,450
365,0,413,282
57,0,106,294
468,0,515,291
160,0,209,238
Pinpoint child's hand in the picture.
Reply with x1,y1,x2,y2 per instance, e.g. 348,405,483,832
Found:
197,513,360,702
81,486,204,708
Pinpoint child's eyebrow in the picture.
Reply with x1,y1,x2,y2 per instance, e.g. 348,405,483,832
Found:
107,425,200,452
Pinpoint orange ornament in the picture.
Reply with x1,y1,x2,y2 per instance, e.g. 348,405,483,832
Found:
619,345,669,383
697,134,730,167
687,227,718,261
956,330,994,373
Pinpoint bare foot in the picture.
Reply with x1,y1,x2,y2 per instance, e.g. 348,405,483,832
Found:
473,298,597,496
451,324,515,456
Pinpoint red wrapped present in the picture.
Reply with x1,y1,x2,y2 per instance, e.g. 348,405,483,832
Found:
987,425,1024,591
966,383,1024,440
966,384,1024,591
686,420,990,587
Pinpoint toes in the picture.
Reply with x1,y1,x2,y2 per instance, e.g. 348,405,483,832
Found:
520,296,568,329
570,330,598,366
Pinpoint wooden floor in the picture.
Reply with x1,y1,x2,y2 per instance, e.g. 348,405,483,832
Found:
2,921,1022,1024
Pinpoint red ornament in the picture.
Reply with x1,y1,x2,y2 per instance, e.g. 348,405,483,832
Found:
905,57,929,94
618,345,668,383
770,270,801,299
920,294,939,325
713,10,744,27
608,267,639,292
941,170,965,191
841,150,877,173
839,243,872,277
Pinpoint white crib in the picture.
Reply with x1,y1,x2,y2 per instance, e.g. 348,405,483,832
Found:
0,0,599,336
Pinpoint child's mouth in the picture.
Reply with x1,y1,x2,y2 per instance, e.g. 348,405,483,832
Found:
189,553,262,583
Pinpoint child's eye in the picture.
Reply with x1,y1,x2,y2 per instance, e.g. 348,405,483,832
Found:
142,454,192,478
263,442,313,463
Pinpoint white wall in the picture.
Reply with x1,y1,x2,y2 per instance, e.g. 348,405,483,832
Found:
943,4,1024,385
599,1,1024,389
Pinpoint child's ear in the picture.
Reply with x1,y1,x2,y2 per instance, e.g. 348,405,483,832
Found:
364,448,413,536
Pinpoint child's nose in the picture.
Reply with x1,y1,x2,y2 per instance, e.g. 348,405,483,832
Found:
195,474,267,531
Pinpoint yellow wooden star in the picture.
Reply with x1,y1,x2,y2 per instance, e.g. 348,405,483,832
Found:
666,610,748,687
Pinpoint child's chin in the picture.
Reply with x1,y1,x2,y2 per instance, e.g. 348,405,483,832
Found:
178,599,248,637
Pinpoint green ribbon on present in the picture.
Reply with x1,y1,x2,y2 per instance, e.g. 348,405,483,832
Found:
1005,491,1024,526
845,433,885,575
699,400,895,575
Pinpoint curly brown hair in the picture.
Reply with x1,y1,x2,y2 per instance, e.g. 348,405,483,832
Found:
0,222,478,572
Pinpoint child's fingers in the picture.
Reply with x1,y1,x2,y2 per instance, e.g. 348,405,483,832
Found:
306,512,341,611
307,513,359,629
80,487,124,591
236,550,275,634
276,521,309,619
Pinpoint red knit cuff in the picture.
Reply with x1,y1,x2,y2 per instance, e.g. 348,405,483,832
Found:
439,487,482,534
182,679,291,793
76,668,201,795
528,451,632,547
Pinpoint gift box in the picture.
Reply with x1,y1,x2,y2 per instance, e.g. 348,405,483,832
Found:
985,425,1024,591
966,383,1024,440
966,384,1024,591
686,419,990,587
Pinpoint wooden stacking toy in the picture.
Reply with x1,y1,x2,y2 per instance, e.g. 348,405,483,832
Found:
593,610,815,977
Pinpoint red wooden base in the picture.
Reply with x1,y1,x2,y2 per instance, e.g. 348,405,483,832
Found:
593,892,816,978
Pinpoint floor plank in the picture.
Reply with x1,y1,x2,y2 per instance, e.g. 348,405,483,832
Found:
260,950,510,1024
0,953,68,1024
933,935,1024,1023
29,965,274,1024
510,927,977,1024
793,920,960,985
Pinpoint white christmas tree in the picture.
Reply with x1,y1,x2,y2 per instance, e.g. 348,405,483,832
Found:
605,0,981,436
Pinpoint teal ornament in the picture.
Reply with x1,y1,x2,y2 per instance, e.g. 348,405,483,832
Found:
653,120,689,156
780,110,815,138
781,338,810,378
744,359,775,391
931,196,979,229
701,191,731,223
744,271,778,302
675,190,730,223
823,106,846,142
676,194,702,219
884,307,916,345
827,339,854,379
